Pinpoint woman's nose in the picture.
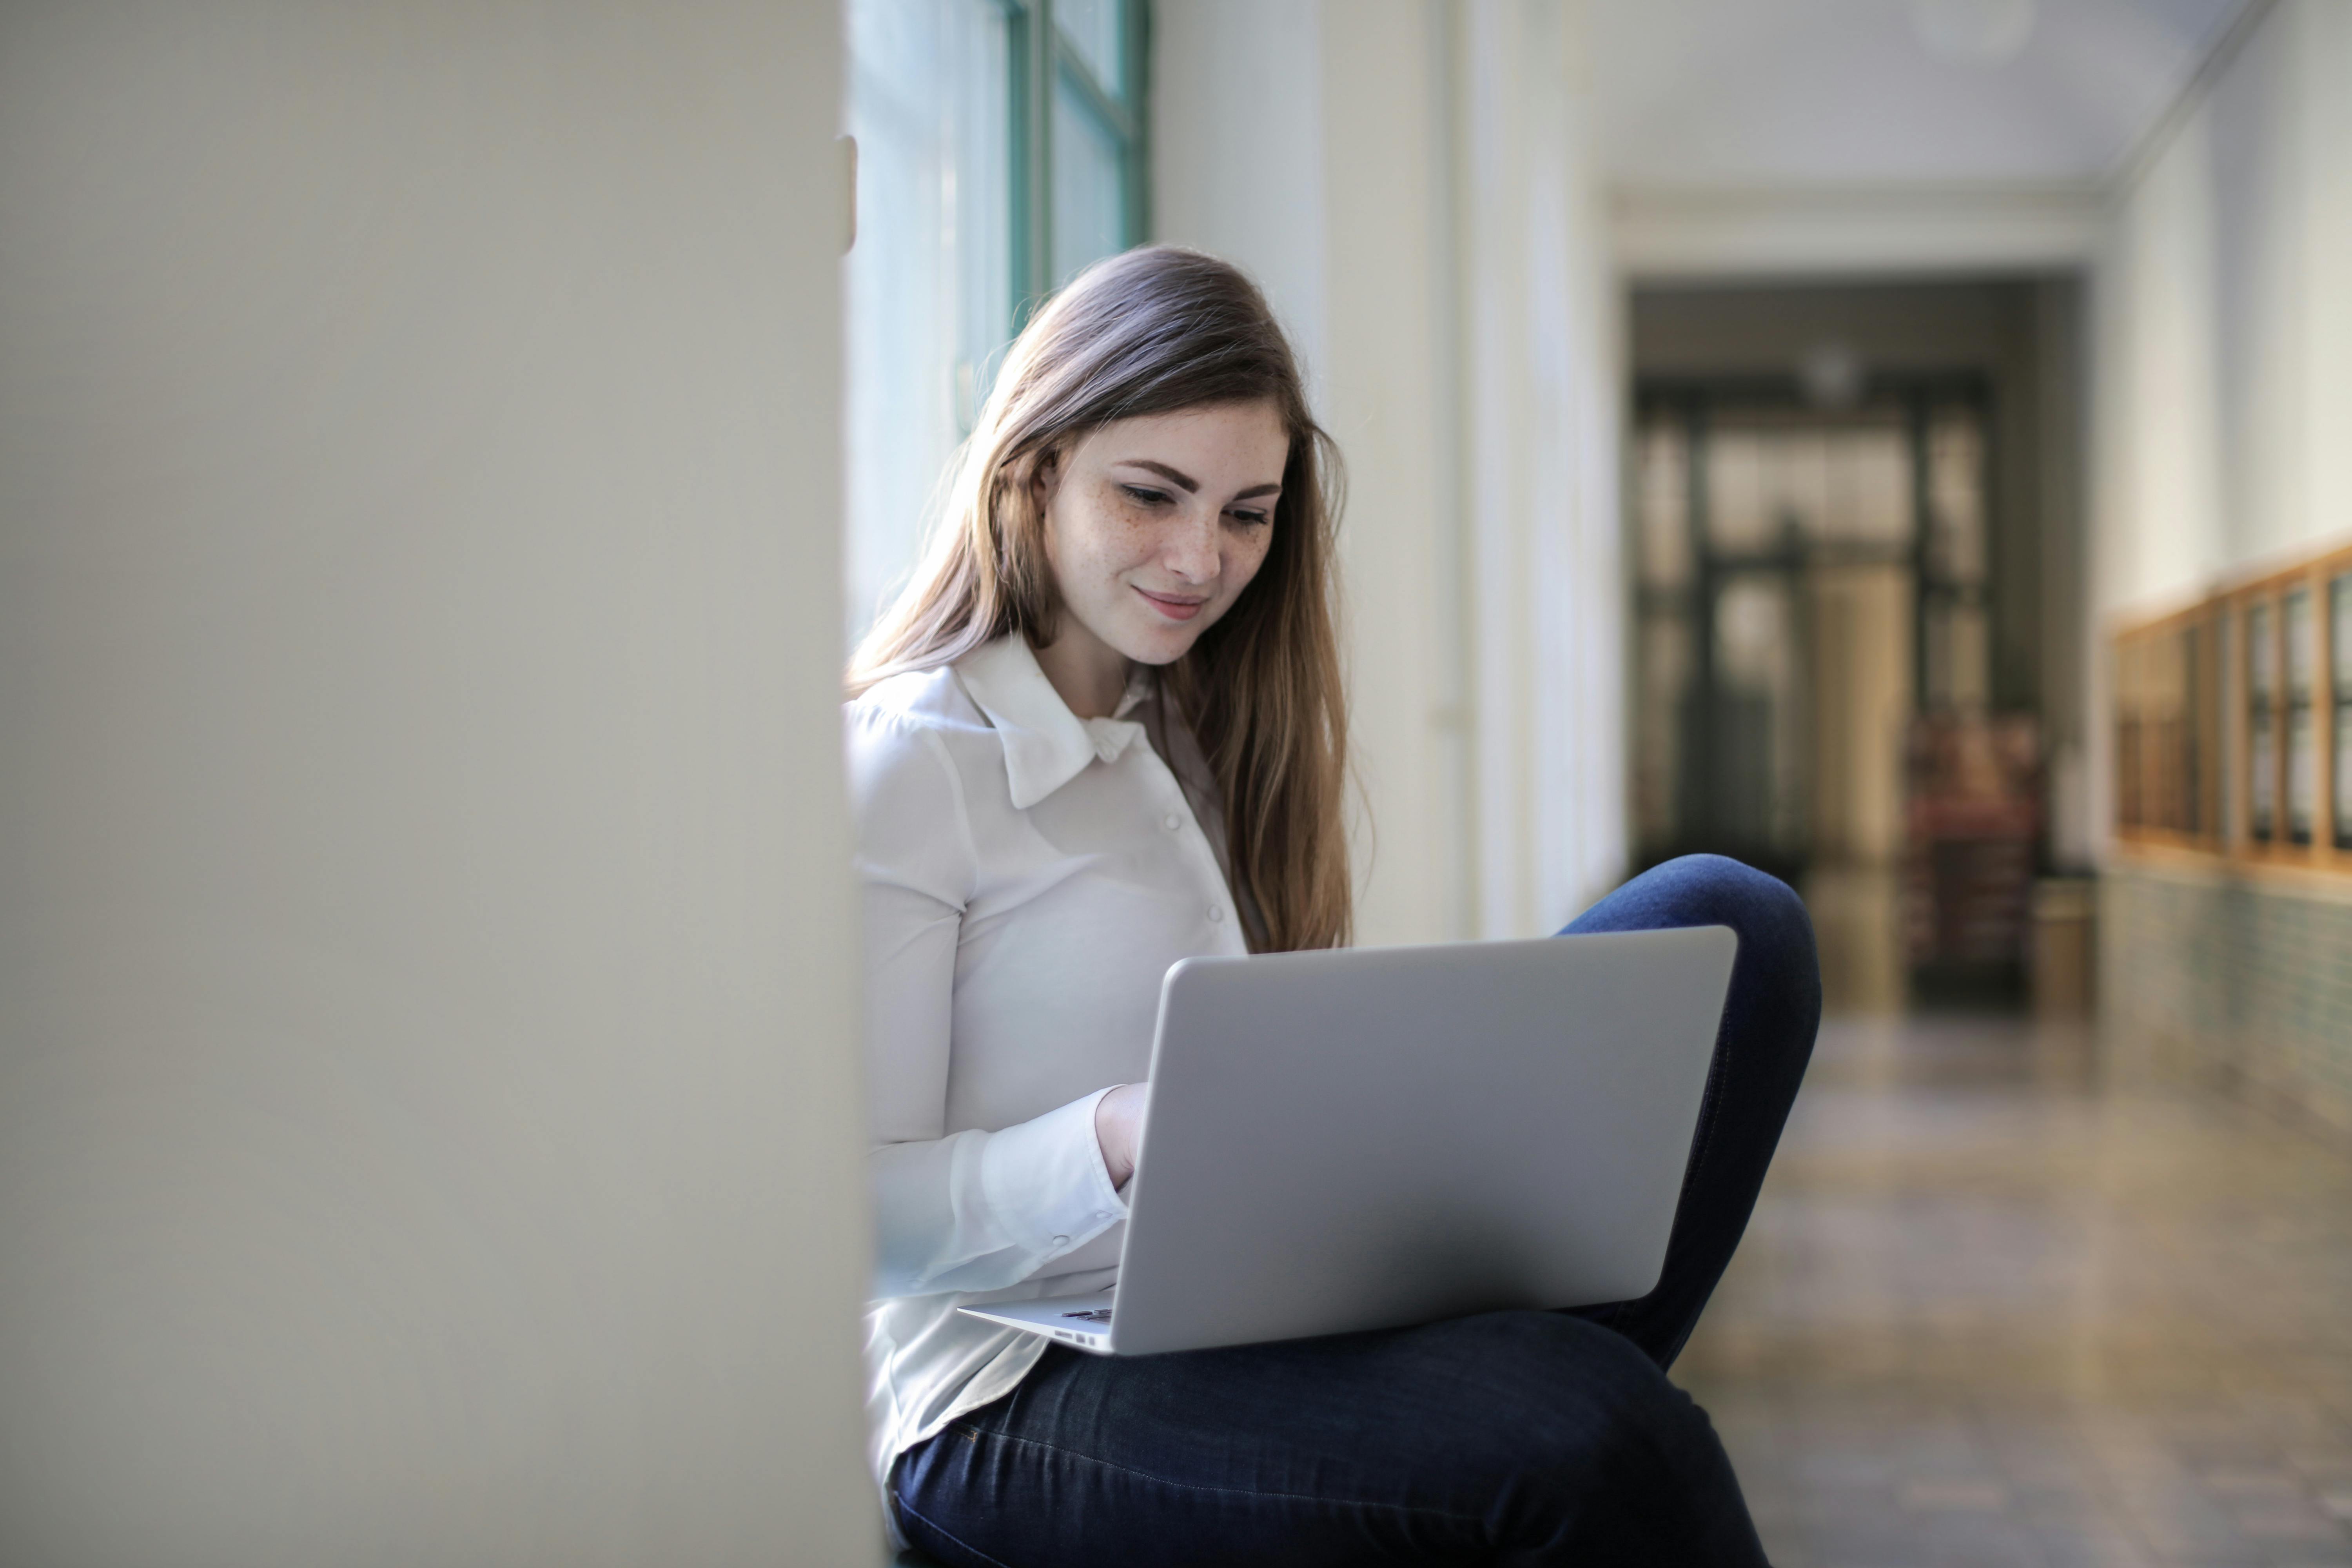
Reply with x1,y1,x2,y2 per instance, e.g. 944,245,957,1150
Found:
1161,508,1220,581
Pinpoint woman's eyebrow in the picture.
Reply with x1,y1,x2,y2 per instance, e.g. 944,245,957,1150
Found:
1118,459,1201,493
1117,459,1281,501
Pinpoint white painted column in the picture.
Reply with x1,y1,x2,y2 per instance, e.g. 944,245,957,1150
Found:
1322,2,1474,946
0,7,877,1563
1453,0,1627,936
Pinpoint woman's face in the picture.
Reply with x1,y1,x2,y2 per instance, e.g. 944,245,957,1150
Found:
1035,400,1289,670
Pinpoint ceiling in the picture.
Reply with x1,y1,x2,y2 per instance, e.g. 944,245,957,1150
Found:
1590,0,2253,190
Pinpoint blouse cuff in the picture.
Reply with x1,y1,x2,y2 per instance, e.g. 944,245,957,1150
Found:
977,1086,1129,1263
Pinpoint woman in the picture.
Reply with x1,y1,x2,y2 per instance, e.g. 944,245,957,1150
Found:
847,246,1820,1567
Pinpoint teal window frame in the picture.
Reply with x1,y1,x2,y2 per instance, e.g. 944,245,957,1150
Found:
1002,0,1152,327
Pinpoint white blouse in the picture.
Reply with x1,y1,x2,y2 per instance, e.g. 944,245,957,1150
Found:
848,633,1250,1490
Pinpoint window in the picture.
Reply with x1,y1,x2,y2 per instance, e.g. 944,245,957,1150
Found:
1627,377,1993,871
2112,540,2352,873
844,0,1149,644
2113,617,2214,840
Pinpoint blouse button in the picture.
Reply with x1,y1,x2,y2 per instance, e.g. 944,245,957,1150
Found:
1051,1234,1071,1248
1208,904,1226,923
1162,812,1183,831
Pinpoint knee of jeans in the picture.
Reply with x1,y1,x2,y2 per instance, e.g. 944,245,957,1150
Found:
1650,855,1817,981
1491,1317,1757,1558
1425,1314,1711,1480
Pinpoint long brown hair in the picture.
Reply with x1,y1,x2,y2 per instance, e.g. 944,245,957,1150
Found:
848,245,1350,952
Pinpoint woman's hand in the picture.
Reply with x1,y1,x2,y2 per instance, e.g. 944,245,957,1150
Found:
1094,1082,1148,1191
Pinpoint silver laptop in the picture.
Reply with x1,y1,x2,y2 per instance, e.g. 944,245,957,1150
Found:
960,925,1738,1356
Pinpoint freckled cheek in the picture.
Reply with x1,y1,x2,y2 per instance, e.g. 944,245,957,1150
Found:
1110,517,1176,581
1088,501,1157,564
1065,503,1149,583
1115,513,1162,553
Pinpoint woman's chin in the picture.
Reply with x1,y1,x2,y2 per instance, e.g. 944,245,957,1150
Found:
1115,622,1204,667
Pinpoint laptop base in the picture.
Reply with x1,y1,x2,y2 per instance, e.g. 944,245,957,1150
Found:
959,1290,1117,1354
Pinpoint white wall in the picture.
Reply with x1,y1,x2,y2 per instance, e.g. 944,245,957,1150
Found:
1454,0,1627,936
1156,0,1627,945
2088,0,2352,855
1149,0,1332,408
1321,3,1473,944
0,6,877,1564
1612,183,2105,279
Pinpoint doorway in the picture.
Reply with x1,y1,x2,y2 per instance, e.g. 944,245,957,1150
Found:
1630,377,1996,1011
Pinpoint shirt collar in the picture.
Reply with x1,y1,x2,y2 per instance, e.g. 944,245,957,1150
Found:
956,634,1153,810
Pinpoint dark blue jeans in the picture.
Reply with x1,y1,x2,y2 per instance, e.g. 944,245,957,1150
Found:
893,855,1821,1567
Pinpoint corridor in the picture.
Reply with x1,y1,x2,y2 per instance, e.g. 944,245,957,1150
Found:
1678,1019,2352,1568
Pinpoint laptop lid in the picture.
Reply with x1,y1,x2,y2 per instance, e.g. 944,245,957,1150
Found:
1104,926,1737,1356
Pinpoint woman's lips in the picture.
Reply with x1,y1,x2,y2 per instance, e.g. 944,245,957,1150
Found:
1134,586,1208,622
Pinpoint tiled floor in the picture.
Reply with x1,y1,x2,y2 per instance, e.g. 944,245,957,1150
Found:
1675,1016,2352,1568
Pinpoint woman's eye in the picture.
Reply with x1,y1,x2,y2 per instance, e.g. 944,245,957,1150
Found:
1228,509,1270,528
1120,485,1173,507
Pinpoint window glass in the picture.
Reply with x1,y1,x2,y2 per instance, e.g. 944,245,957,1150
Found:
1704,430,1772,552
1635,614,1690,845
2176,627,2199,834
2212,608,2230,839
2285,588,2314,844
1926,408,1986,584
1051,78,1126,287
2117,636,2142,829
1712,575,1806,852
845,0,1012,642
1924,601,1989,710
1824,426,1910,544
1056,0,1125,96
2286,587,2314,699
2335,575,2352,690
2333,575,2351,849
1637,420,1690,588
2248,602,2274,842
845,0,1148,646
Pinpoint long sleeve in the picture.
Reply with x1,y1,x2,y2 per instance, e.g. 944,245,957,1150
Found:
848,705,1129,1300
